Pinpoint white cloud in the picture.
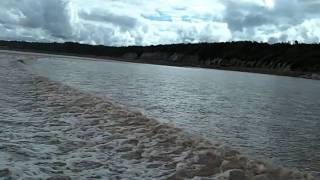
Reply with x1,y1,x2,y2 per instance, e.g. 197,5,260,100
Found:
0,0,319,45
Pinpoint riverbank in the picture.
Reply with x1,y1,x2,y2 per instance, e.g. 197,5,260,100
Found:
101,55,320,81
1,40,320,81
2,48,320,81
0,51,316,179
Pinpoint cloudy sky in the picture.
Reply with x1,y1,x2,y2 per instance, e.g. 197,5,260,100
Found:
0,0,320,46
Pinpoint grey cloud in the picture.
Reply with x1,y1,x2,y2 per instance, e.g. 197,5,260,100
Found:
224,10,271,31
223,1,277,31
73,21,143,46
20,0,72,39
176,24,228,43
142,12,172,22
181,13,219,23
79,10,137,31
267,37,278,44
225,0,320,30
297,0,320,14
0,0,72,40
0,0,319,45
277,34,289,42
75,23,115,45
0,1,26,28
177,27,197,43
223,0,320,42
268,32,319,44
267,34,289,44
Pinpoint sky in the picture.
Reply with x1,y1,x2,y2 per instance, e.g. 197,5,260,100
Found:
0,0,320,46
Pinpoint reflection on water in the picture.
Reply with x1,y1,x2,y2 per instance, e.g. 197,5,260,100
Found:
29,56,320,174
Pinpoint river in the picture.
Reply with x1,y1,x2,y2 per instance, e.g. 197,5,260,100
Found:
1,51,320,179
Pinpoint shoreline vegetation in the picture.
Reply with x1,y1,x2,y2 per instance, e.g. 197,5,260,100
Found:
1,40,320,80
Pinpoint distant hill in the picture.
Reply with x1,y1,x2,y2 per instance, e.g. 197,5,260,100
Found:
1,40,320,79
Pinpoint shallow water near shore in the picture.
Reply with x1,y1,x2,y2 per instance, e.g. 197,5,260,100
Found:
0,51,320,179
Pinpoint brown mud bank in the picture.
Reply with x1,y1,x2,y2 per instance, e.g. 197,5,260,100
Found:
116,51,320,80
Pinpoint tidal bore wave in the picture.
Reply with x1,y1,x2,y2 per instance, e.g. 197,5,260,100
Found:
0,53,314,179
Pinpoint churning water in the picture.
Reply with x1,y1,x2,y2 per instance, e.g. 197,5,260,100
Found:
0,51,320,179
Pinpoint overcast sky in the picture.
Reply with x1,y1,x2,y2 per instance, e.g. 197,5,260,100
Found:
0,0,320,46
